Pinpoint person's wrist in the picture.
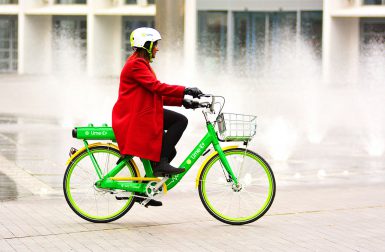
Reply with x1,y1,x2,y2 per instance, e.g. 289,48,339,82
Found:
182,98,189,108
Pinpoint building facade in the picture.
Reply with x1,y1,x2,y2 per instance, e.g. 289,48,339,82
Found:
323,0,385,82
0,0,384,77
195,0,323,75
0,0,155,75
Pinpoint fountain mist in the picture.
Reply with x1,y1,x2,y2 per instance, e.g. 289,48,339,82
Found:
9,26,383,187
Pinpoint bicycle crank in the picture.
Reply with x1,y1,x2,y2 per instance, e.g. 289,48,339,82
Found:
145,176,169,197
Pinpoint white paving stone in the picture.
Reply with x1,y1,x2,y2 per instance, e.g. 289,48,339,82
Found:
1,184,384,251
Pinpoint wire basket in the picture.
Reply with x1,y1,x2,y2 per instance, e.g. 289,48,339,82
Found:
216,113,257,142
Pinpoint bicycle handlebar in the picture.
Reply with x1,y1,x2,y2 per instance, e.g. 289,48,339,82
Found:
195,94,225,115
196,94,212,109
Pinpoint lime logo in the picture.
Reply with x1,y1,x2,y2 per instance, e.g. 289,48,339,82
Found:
85,131,89,136
90,131,107,136
186,160,192,165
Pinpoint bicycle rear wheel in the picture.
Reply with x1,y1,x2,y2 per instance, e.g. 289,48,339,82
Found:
198,148,275,225
63,145,138,223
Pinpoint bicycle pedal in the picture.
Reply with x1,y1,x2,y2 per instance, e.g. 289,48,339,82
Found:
115,196,130,200
141,198,151,208
141,198,162,208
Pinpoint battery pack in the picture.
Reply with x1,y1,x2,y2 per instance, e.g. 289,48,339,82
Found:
72,124,116,141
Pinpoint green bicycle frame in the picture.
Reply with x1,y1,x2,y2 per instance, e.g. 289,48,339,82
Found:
93,122,238,193
165,122,238,190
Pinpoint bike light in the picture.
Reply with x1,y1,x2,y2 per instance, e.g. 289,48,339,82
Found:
69,147,78,157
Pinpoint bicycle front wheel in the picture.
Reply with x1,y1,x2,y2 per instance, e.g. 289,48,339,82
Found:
198,148,275,225
63,145,138,223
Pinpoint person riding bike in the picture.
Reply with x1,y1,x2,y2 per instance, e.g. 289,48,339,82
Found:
112,27,202,206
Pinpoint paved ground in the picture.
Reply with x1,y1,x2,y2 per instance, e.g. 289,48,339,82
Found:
1,75,385,251
1,180,385,251
0,118,385,252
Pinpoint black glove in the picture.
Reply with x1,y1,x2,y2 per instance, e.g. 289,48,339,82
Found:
185,87,203,98
182,99,200,109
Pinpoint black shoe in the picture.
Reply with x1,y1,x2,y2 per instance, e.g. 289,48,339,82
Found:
153,158,185,177
135,195,162,207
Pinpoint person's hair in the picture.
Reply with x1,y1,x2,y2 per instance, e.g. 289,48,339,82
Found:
134,48,151,61
133,41,158,61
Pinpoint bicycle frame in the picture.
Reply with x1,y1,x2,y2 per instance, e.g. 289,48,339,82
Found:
93,122,239,194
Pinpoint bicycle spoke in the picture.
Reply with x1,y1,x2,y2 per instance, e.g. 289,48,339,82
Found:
199,181,229,187
242,189,268,203
74,163,94,177
236,192,241,217
204,188,230,195
221,191,237,217
239,193,257,214
205,190,229,201
94,189,98,216
232,154,246,180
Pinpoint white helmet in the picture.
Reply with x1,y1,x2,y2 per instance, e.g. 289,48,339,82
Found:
130,27,161,49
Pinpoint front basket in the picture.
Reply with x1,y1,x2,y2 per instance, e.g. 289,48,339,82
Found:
216,113,257,142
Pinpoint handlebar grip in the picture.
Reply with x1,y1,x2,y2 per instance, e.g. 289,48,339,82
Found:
198,102,210,108
198,94,211,98
210,96,215,113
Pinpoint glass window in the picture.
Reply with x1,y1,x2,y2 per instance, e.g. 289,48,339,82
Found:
301,11,323,56
126,0,137,4
361,18,385,51
269,12,296,41
0,51,10,58
198,11,228,70
268,12,297,65
0,62,9,69
55,0,86,4
52,16,87,73
122,16,155,61
363,0,385,5
233,12,266,73
0,16,17,72
0,41,10,48
360,18,385,83
0,0,18,4
148,0,155,4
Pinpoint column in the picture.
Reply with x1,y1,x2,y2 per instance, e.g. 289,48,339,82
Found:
184,0,196,78
323,0,360,85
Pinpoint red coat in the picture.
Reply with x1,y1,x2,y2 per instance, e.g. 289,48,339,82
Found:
112,53,185,162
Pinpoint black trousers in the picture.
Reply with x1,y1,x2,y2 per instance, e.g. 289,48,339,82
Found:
160,109,188,162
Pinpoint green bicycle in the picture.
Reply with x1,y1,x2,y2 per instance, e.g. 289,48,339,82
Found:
63,94,276,225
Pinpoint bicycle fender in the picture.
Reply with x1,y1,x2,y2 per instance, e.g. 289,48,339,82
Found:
195,145,239,188
65,142,141,177
66,142,114,165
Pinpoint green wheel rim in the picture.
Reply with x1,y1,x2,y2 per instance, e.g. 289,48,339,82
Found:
64,147,135,221
200,149,275,223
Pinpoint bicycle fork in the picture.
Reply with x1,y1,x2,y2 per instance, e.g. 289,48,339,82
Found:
212,143,240,186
